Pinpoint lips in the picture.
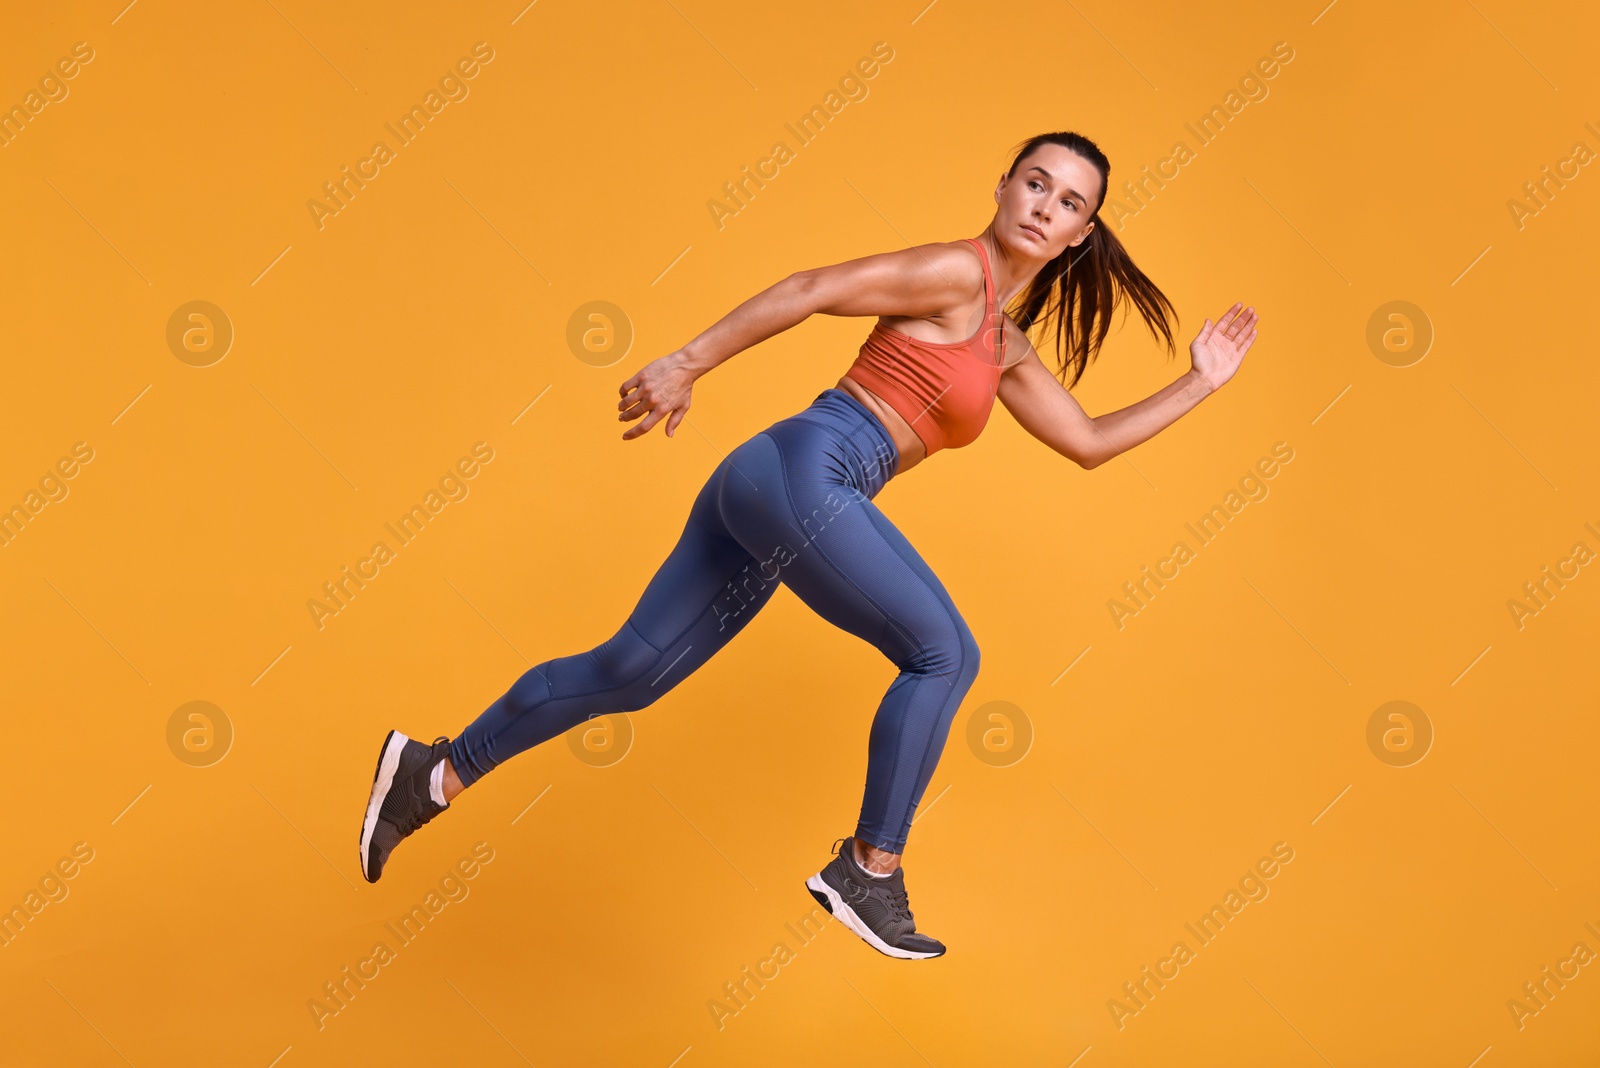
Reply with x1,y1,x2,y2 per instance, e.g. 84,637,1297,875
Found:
1021,224,1044,241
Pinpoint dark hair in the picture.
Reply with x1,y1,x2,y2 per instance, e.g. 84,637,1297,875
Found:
1003,131,1177,388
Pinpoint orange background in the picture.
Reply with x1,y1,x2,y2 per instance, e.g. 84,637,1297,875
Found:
1,1,1596,1065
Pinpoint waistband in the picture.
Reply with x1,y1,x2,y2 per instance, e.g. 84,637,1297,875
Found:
786,388,900,493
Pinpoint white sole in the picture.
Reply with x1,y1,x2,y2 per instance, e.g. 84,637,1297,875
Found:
359,730,410,881
805,873,943,960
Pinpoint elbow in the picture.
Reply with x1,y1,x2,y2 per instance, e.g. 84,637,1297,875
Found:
785,270,821,316
1047,435,1098,469
1073,444,1106,470
1072,417,1107,469
1082,445,1121,470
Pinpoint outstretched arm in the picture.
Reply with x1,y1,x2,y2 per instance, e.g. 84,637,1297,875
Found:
617,242,984,440
996,302,1258,469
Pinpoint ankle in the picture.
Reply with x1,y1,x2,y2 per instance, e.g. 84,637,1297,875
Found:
852,837,901,876
441,757,465,802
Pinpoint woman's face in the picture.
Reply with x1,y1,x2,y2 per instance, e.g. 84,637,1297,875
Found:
994,144,1103,260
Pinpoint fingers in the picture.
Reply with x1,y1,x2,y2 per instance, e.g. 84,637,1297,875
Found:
620,399,690,441
622,407,666,440
1196,303,1264,347
619,373,639,398
1221,304,1256,341
1219,302,1245,331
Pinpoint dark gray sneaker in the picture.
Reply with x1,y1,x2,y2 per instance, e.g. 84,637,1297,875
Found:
805,836,946,959
359,730,452,883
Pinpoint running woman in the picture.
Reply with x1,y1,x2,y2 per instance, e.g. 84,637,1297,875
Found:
357,131,1258,960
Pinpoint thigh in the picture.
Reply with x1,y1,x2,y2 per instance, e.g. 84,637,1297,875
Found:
610,450,783,690
716,431,971,668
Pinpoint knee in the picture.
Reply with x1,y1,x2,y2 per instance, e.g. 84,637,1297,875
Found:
956,624,981,688
503,663,552,711
903,618,980,689
582,621,669,711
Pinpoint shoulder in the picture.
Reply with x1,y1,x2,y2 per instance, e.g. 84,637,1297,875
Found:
909,239,987,294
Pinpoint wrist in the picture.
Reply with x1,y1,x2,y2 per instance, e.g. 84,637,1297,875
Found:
673,345,707,378
1184,368,1219,399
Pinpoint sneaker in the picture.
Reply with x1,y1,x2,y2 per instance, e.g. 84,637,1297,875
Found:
805,836,946,959
359,730,452,883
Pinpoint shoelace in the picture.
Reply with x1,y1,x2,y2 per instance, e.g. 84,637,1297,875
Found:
396,807,436,835
394,738,453,834
886,882,913,924
834,836,916,923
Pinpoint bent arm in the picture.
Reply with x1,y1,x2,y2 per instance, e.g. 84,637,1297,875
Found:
675,243,981,377
996,317,1215,470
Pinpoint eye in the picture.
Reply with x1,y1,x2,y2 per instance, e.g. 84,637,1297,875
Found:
1028,180,1043,191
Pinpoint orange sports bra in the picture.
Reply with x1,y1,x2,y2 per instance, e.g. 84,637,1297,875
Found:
844,237,1006,457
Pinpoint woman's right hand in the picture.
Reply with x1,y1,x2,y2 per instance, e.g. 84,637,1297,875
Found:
618,350,697,440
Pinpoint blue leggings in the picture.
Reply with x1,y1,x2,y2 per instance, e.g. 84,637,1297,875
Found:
447,388,980,853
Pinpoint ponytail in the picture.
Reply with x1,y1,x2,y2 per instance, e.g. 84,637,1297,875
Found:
1005,132,1177,388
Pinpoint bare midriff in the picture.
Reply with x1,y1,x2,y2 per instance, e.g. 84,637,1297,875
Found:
834,374,928,477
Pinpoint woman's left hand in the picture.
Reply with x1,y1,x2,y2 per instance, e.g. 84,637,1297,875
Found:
1188,302,1258,391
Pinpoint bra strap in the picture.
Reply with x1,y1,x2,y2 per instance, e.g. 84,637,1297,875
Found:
964,237,994,315
965,237,1003,366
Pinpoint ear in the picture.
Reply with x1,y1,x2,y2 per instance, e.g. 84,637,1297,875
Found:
1067,219,1096,247
993,172,1008,203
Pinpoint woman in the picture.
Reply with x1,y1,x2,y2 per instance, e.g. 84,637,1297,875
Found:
357,131,1258,960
